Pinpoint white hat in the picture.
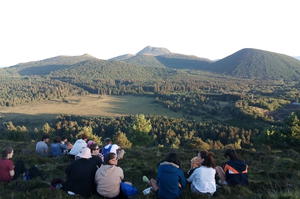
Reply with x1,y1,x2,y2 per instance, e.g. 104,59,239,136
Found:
77,147,92,159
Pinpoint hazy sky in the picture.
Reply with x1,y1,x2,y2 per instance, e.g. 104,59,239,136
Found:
0,0,299,67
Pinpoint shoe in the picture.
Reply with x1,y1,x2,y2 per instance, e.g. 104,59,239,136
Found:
142,176,150,184
142,187,152,195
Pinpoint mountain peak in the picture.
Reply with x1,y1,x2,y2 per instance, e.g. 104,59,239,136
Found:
137,46,171,56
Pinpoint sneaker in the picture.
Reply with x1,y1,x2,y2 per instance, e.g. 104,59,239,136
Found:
142,187,152,195
142,176,150,184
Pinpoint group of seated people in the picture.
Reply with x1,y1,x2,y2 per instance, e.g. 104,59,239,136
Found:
1,135,248,199
35,135,73,157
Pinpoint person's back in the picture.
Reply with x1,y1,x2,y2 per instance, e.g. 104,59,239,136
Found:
224,159,248,185
188,166,216,194
36,141,49,156
157,153,186,199
69,138,87,156
50,143,63,157
95,164,124,198
63,148,96,197
223,149,248,186
187,151,216,195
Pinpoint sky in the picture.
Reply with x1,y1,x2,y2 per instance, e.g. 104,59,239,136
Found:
0,0,299,67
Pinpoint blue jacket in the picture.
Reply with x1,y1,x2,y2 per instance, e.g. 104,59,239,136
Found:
50,143,65,157
157,161,186,199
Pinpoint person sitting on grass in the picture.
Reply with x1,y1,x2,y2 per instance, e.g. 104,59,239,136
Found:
50,136,67,157
218,149,249,186
102,138,125,160
63,147,97,198
69,134,88,158
95,153,129,199
187,151,217,196
35,135,50,156
0,147,15,182
148,152,186,199
89,143,103,168
187,156,202,178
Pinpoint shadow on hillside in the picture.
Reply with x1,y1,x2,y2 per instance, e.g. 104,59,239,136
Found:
0,113,59,127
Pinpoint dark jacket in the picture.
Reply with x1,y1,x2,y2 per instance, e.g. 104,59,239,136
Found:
224,160,248,186
157,161,186,199
63,158,98,197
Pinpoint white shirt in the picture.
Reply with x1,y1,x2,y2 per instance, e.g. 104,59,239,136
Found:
187,166,216,194
103,144,119,155
69,139,87,156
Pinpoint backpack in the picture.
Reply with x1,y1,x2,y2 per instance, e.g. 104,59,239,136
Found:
101,144,113,158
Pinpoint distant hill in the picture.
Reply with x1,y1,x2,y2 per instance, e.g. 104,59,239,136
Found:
295,56,300,60
156,53,212,70
137,46,171,56
50,59,177,81
121,55,166,68
6,54,98,76
109,54,134,61
208,48,300,80
110,46,212,70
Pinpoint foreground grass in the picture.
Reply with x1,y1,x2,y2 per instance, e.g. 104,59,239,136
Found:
0,140,299,199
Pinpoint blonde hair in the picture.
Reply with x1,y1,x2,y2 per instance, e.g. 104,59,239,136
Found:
191,156,201,167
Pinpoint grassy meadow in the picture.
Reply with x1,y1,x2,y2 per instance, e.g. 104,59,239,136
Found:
0,95,186,124
0,140,299,199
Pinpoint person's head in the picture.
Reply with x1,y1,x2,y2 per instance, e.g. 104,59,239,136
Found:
104,153,118,165
224,149,239,161
198,151,216,168
76,147,92,159
104,138,112,145
87,140,95,148
89,143,100,155
81,134,88,142
61,136,68,143
2,147,14,159
191,156,201,168
54,136,61,143
42,135,50,143
164,152,181,167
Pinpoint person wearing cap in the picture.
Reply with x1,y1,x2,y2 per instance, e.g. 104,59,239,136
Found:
102,138,124,160
63,147,97,197
69,135,88,158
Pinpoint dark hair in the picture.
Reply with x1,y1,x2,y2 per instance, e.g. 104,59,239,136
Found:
104,138,112,144
54,136,61,143
61,136,67,141
81,134,88,140
42,135,50,141
224,149,239,161
2,147,13,159
104,153,116,165
89,143,99,152
199,151,216,168
163,152,181,167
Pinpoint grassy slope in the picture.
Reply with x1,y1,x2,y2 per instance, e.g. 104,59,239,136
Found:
0,140,299,199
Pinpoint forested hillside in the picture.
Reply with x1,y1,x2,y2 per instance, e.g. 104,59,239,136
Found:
208,48,300,80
